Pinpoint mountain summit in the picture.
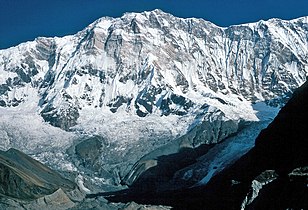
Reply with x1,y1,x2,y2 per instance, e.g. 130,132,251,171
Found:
1,10,307,125
0,10,307,208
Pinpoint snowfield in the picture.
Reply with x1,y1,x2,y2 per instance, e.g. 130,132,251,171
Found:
0,9,307,190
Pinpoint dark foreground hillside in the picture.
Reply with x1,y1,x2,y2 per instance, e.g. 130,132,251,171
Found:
106,79,308,209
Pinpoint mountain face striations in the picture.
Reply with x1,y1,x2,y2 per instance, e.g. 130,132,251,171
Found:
106,79,308,210
0,148,80,209
0,9,307,209
198,78,308,209
1,10,307,127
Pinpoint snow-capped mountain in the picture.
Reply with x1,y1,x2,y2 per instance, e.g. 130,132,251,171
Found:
0,9,307,191
168,79,308,210
1,9,307,121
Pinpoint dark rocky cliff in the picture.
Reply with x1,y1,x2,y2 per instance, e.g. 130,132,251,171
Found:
106,79,308,210
202,78,308,209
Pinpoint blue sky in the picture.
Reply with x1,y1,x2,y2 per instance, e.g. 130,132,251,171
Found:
0,0,307,49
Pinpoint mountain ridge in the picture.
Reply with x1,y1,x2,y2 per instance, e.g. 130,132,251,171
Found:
104,79,308,210
2,9,308,52
1,10,307,116
0,10,307,204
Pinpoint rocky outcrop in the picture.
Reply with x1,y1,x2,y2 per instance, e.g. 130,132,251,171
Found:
41,102,80,131
240,170,278,209
123,109,239,187
0,10,307,130
0,148,89,209
0,148,76,200
121,201,171,210
0,10,307,209
74,136,103,171
24,188,75,210
189,79,308,209
106,80,308,210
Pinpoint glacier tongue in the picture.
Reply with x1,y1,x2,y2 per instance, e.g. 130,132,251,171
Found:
0,9,308,190
193,106,279,186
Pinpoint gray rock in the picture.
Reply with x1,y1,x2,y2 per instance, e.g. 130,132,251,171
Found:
121,201,171,210
241,170,279,209
24,189,75,210
0,148,76,200
75,136,102,171
123,110,239,186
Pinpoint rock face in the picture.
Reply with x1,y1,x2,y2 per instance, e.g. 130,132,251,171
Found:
201,79,308,209
0,9,308,209
23,188,75,210
0,148,76,200
121,202,171,210
122,110,239,186
0,148,171,210
240,170,279,208
108,80,308,209
0,10,307,130
74,136,103,171
0,148,82,209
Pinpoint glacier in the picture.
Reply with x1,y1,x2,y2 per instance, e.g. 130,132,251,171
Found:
0,9,307,193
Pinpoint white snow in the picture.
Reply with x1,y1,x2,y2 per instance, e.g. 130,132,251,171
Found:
196,103,279,185
0,108,75,153
0,10,306,190
76,174,91,194
73,107,194,145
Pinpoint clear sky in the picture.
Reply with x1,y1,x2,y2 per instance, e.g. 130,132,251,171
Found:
0,0,307,49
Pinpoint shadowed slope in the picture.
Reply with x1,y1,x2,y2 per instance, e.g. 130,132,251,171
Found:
0,148,76,200
105,79,308,209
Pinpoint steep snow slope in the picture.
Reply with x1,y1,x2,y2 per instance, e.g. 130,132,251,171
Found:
105,78,308,210
0,10,307,189
180,103,279,187
1,10,307,123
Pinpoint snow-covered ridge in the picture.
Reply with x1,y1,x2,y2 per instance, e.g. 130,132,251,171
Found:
0,9,307,189
1,11,307,112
